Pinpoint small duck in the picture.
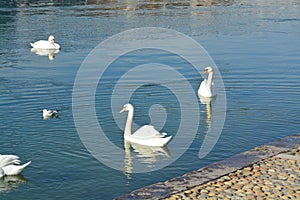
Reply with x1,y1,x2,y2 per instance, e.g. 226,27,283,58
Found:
30,35,60,50
42,109,59,119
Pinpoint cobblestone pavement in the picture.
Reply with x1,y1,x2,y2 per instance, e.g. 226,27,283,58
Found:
166,147,300,200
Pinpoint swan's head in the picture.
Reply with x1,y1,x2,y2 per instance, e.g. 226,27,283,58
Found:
120,104,133,113
203,66,213,74
48,35,55,44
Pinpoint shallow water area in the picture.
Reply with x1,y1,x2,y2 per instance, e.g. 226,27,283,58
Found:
0,0,300,199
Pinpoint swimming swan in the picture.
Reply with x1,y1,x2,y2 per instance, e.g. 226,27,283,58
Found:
120,104,172,147
0,155,31,178
30,35,60,50
198,66,216,98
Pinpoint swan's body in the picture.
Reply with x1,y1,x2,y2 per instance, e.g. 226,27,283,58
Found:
0,155,31,178
0,155,18,178
198,66,216,98
43,109,59,119
30,35,60,50
120,104,172,147
2,161,31,176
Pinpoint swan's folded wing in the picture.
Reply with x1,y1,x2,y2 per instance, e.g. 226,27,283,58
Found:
132,125,162,138
31,40,50,49
2,161,31,176
0,155,20,168
198,79,216,97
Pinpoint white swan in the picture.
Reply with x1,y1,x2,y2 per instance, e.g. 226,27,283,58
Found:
120,104,172,147
43,109,59,119
0,155,17,178
0,155,31,178
30,35,60,50
198,66,216,98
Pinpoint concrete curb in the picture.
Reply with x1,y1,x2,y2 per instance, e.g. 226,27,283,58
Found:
115,133,300,199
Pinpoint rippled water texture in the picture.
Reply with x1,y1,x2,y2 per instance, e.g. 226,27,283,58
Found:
0,0,299,199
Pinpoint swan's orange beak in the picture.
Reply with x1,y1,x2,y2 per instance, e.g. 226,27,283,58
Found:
120,108,126,113
202,69,209,74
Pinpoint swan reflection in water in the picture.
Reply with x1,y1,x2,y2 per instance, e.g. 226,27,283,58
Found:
31,48,60,61
0,174,29,192
123,140,171,180
198,94,216,129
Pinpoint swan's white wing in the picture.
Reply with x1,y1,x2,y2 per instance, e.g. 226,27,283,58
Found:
132,125,163,138
43,109,58,117
31,40,49,48
0,155,20,168
47,110,58,115
0,168,4,178
3,161,31,176
198,79,216,97
31,40,59,50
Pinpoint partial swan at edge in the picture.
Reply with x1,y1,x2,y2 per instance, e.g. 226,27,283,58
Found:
120,104,172,147
0,155,31,178
198,66,217,98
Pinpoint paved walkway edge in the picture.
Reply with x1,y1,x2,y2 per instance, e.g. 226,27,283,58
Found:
115,133,300,199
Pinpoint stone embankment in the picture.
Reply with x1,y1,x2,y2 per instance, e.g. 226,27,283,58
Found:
116,133,300,200
167,146,300,199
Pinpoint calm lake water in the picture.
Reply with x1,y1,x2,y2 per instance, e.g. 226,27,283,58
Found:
1,0,300,199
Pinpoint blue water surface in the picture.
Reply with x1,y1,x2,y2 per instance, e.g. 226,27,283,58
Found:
0,0,299,199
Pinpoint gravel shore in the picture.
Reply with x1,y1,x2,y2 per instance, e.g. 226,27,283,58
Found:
115,134,300,199
166,146,300,199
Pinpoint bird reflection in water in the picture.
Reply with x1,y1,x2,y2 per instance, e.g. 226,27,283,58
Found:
123,140,171,180
123,0,139,11
31,49,60,61
0,174,29,192
198,94,216,129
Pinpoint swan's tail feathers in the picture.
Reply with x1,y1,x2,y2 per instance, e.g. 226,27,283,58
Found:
22,161,31,169
3,161,31,176
19,161,31,173
30,43,35,48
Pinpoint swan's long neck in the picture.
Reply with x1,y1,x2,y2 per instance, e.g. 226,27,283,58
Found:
207,71,214,91
125,107,134,135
